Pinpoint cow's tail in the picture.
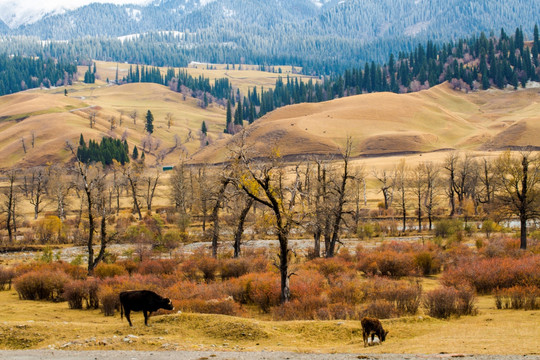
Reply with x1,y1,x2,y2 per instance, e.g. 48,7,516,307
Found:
120,301,124,319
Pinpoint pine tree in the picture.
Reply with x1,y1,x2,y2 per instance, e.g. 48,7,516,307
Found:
201,121,208,135
225,100,232,133
132,146,139,160
234,98,243,125
145,110,154,134
79,134,86,147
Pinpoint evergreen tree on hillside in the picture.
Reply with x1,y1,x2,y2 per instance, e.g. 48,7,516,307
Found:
132,146,139,160
225,100,232,133
145,110,154,134
201,121,208,135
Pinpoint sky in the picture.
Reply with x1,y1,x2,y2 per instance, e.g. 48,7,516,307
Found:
0,0,153,28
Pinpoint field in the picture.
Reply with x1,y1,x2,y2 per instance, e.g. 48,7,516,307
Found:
0,282,538,354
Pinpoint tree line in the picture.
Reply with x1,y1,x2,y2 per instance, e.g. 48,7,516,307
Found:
0,54,77,95
1,140,539,301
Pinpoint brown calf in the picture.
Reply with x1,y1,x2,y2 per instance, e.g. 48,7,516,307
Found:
361,317,388,347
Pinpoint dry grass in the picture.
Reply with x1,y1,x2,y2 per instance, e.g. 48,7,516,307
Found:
192,83,540,163
0,286,538,354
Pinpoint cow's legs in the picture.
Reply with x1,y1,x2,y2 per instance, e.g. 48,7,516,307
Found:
125,309,133,327
362,330,368,347
143,310,149,326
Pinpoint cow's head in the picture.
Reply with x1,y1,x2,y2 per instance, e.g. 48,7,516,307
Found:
161,297,174,311
380,330,389,342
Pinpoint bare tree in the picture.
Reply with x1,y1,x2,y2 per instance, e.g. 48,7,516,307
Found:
21,167,48,220
89,110,98,128
422,162,440,231
31,131,36,148
67,142,109,275
495,150,540,250
234,140,303,303
130,109,138,125
231,192,254,258
170,160,193,214
124,161,144,220
166,112,174,129
394,159,409,233
118,110,124,127
1,170,19,243
373,169,395,210
143,167,161,211
21,137,27,154
48,165,71,220
444,152,458,216
411,163,426,232
325,138,354,258
210,172,230,258
109,116,116,130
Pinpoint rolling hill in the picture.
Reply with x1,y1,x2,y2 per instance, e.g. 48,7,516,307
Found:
191,83,540,163
1,80,540,169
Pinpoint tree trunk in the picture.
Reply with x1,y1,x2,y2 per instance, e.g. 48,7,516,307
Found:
520,215,527,250
278,231,290,304
233,198,253,258
312,230,321,258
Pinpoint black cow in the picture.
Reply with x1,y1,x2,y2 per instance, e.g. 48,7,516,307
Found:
119,290,174,326
361,317,388,347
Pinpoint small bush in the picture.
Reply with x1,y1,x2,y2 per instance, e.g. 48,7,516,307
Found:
98,285,120,316
434,219,463,238
219,258,251,280
361,299,396,319
64,279,100,309
14,270,71,301
137,259,178,276
495,286,540,310
423,286,476,319
176,298,244,316
94,263,127,279
0,267,15,290
423,286,458,319
272,295,329,320
414,251,441,276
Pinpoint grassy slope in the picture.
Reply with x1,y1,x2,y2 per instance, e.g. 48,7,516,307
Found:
192,84,540,163
0,288,538,354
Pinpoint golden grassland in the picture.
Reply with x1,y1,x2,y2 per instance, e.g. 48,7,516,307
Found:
192,83,540,163
0,283,538,354
80,61,313,95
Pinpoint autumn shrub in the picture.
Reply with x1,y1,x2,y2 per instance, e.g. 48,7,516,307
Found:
228,272,280,312
93,263,127,279
434,219,463,238
357,250,416,277
219,258,251,280
360,299,396,319
137,259,178,276
327,275,364,305
64,279,100,309
414,251,442,276
289,269,327,300
272,295,329,320
441,255,540,294
306,257,354,282
0,266,15,290
116,260,138,275
495,286,540,310
423,286,476,318
481,237,521,258
324,302,358,320
14,270,71,301
175,298,244,316
361,277,422,316
98,285,120,316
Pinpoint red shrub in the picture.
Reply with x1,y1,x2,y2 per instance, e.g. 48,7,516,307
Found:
306,257,354,282
423,286,476,318
272,295,329,320
0,266,15,290
360,299,396,319
327,275,364,305
357,250,416,277
441,255,540,294
64,279,99,309
289,269,327,300
175,298,244,316
137,259,178,276
14,270,71,301
219,258,251,280
228,272,280,312
361,277,422,315
495,286,540,310
98,285,119,316
93,263,127,279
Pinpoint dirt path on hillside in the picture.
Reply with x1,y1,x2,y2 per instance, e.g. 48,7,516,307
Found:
1,350,539,360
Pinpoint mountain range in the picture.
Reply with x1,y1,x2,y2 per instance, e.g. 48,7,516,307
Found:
0,0,538,42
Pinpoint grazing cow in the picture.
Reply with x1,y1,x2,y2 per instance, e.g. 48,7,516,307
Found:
119,290,174,326
361,317,388,347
